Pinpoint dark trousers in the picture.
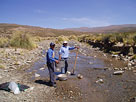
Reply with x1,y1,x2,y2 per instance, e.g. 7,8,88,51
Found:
47,62,55,84
65,60,68,73
64,59,68,73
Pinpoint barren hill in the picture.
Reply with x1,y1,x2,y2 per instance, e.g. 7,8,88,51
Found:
0,23,87,37
64,24,136,33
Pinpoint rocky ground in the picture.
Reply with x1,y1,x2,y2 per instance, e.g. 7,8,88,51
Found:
0,40,136,102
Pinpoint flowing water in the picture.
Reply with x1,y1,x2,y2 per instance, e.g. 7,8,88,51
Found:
26,42,136,102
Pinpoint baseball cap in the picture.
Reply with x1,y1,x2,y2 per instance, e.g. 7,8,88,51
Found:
63,41,68,44
50,42,55,46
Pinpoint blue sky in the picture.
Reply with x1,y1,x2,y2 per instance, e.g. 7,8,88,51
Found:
0,0,136,29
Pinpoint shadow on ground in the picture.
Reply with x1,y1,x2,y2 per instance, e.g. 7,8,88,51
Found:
35,80,51,86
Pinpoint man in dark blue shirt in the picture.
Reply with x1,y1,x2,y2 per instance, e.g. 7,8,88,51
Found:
46,42,59,87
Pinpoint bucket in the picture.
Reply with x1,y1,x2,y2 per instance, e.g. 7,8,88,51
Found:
61,67,65,74
57,74,68,81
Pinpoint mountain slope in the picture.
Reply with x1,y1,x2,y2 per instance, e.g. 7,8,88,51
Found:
64,24,136,33
0,23,87,37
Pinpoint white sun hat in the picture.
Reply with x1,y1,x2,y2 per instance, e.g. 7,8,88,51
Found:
63,41,68,43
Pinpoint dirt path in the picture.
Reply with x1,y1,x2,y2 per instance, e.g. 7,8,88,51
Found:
0,40,136,102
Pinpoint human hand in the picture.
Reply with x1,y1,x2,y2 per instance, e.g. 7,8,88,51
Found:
75,46,79,49
55,60,59,64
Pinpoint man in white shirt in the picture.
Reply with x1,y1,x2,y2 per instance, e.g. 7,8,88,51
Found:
59,41,79,73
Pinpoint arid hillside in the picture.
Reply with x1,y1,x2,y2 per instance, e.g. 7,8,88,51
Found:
64,24,136,33
0,23,89,37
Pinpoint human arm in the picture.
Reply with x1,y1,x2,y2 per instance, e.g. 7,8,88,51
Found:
58,47,62,60
69,46,79,50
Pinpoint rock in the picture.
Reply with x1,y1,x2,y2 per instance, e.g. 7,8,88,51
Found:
96,79,104,83
29,87,34,91
103,54,106,57
128,67,132,70
124,67,128,70
66,71,71,75
114,68,119,70
130,97,136,102
88,62,93,64
113,71,124,75
26,60,32,63
14,61,21,65
128,63,132,67
77,74,83,79
39,67,45,70
35,73,40,77
4,70,8,72
128,47,134,56
133,70,136,73
112,54,118,58
123,58,128,61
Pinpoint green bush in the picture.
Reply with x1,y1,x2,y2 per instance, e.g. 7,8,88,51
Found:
10,31,36,49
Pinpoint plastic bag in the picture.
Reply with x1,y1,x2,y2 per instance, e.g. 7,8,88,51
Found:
8,82,20,94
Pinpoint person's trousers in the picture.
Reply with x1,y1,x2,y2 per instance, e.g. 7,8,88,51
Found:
47,62,55,84
64,59,68,73
61,59,68,73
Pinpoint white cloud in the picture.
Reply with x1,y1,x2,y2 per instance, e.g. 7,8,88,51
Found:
62,17,110,27
34,9,46,14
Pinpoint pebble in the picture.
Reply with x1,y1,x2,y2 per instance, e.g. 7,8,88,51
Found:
77,74,83,79
35,73,40,77
96,79,104,83
66,71,71,75
39,67,45,70
26,60,32,63
114,68,119,70
29,87,34,90
88,62,93,64
133,70,136,73
113,71,124,75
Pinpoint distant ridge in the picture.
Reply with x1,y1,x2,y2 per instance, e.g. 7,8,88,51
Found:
1,23,136,38
0,23,87,37
64,24,136,33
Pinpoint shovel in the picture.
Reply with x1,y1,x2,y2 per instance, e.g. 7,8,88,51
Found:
71,49,78,75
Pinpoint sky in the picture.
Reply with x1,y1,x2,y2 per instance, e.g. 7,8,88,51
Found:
0,0,136,29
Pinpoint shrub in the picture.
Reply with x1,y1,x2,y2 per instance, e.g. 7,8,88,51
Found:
0,64,5,69
57,36,69,43
133,35,136,44
0,37,9,48
101,35,111,43
131,54,136,60
116,35,123,42
10,31,36,49
68,35,77,40
32,36,42,42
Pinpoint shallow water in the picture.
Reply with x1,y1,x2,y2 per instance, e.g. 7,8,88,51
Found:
26,42,136,102
26,49,107,79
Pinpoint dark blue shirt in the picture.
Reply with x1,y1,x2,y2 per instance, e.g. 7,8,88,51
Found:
46,48,58,63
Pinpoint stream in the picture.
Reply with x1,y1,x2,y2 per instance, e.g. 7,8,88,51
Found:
26,42,136,102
